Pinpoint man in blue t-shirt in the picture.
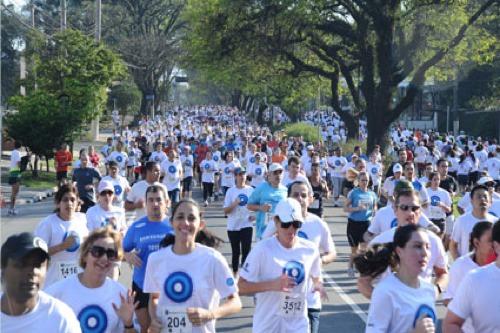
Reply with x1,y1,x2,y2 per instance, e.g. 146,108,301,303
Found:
123,185,173,332
247,163,288,240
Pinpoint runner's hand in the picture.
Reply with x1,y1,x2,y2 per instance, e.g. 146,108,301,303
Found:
274,273,296,292
313,280,329,301
62,235,76,250
413,313,435,333
186,307,213,326
124,252,142,268
112,290,138,328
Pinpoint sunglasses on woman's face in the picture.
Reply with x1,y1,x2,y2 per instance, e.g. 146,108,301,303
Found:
100,191,113,196
90,245,118,260
280,221,303,229
397,204,421,212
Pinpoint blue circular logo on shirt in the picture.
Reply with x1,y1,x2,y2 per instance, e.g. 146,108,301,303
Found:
390,218,398,228
282,261,305,285
224,167,231,174
413,304,436,328
238,194,248,206
431,195,440,206
184,159,192,167
129,151,135,157
114,185,122,195
226,277,234,286
63,231,80,252
250,157,256,164
78,305,108,333
164,272,193,303
204,163,210,170
168,165,177,174
298,231,308,239
335,160,341,166
155,156,160,161
255,168,262,176
371,167,378,174
116,155,123,163
213,155,219,161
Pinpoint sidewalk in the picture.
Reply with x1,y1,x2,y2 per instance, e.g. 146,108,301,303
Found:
1,127,113,208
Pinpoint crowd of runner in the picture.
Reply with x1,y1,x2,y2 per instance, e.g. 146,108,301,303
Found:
2,104,500,332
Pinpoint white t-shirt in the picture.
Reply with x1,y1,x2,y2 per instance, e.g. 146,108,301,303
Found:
367,162,383,186
281,172,309,188
442,253,478,333
448,263,500,333
451,212,497,257
0,291,81,332
223,186,254,231
143,245,237,333
10,149,21,170
161,159,182,191
424,187,452,220
46,275,128,333
200,159,217,183
106,151,128,175
34,213,89,288
126,181,167,221
249,162,267,187
484,157,499,180
327,156,347,177
181,154,194,178
85,204,126,233
101,175,130,208
220,161,240,188
370,227,447,281
149,151,167,164
126,147,142,167
366,273,436,333
368,206,434,236
239,236,321,333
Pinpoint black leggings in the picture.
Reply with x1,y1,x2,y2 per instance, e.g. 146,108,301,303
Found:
202,182,214,201
227,227,253,273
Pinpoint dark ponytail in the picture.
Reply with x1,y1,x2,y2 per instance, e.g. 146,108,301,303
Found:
354,224,424,278
159,199,223,249
469,221,493,252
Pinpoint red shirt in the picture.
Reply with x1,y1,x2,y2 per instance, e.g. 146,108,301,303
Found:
195,145,208,164
55,150,73,172
89,152,100,168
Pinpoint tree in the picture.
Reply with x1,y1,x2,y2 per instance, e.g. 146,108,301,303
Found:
102,0,185,115
1,5,24,105
183,0,498,151
107,78,142,123
5,29,125,175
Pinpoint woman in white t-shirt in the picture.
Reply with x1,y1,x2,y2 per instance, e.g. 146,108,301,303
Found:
34,183,89,288
145,199,242,333
238,198,324,333
223,167,254,275
220,151,241,195
161,149,183,205
248,153,268,188
442,222,494,333
200,151,218,207
424,172,452,237
46,228,137,333
355,224,437,333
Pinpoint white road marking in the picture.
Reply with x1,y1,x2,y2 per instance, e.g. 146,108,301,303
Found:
322,270,368,323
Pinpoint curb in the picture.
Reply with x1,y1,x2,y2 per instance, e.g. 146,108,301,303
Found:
2,187,56,207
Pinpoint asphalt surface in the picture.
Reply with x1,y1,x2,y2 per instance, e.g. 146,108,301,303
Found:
1,187,449,332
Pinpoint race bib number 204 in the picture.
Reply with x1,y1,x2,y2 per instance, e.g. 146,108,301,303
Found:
159,306,193,333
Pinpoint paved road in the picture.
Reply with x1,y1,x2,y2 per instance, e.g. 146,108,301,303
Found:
1,188,449,332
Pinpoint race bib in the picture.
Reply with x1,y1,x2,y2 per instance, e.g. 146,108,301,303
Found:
429,206,444,219
168,175,177,183
159,306,193,333
279,293,305,317
57,261,79,280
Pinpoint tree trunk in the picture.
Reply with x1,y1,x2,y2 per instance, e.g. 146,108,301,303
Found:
256,102,266,125
32,155,40,178
231,90,242,108
330,78,358,140
45,156,50,172
140,91,148,116
366,112,390,154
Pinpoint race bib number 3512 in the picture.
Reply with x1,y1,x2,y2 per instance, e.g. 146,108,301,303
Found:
279,293,305,317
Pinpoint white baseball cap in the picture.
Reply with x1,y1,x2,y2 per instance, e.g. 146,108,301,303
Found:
269,163,284,173
477,176,495,186
98,180,114,193
393,163,403,174
274,198,304,223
